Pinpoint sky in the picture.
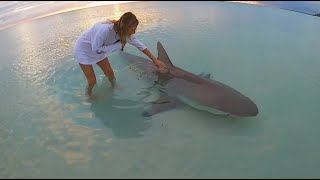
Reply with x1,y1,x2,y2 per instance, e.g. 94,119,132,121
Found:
0,1,319,31
0,1,135,31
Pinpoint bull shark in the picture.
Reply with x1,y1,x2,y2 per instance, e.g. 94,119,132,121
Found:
118,42,259,117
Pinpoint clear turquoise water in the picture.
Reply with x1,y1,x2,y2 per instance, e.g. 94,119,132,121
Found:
0,1,320,178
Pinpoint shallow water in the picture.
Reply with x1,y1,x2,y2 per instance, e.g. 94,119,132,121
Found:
0,1,320,178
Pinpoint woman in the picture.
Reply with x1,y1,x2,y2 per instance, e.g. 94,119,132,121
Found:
73,12,166,98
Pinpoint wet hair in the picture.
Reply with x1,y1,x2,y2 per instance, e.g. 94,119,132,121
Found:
108,12,139,47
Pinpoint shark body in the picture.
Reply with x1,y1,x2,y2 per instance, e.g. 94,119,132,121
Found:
119,42,259,117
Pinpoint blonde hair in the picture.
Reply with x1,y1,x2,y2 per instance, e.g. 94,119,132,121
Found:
108,12,139,48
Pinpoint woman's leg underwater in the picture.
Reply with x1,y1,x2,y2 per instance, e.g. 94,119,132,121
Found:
96,58,117,87
79,63,97,96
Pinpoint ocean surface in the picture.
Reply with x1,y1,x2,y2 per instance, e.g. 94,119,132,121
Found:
0,1,320,178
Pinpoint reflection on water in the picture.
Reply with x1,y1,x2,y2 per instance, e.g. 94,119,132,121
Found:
36,79,98,165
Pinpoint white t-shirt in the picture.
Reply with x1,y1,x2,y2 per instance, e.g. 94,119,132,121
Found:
74,22,147,65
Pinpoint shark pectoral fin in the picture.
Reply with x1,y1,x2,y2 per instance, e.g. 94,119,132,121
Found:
142,96,177,117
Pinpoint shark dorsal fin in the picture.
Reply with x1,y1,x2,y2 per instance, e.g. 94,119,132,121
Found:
157,41,173,67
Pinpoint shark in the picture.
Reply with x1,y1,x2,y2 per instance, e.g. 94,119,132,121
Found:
118,42,259,117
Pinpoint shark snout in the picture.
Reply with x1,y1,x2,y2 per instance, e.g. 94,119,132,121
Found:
245,102,259,116
235,100,259,117
218,94,259,117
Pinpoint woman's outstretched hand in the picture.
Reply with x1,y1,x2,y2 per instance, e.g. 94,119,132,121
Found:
153,59,168,73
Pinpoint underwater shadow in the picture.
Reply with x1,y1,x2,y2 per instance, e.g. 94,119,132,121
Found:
89,86,152,139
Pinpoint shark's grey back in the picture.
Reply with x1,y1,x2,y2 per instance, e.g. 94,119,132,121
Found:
119,42,258,117
155,41,258,117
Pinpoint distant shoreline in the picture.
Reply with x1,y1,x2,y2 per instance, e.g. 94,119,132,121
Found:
225,1,319,17
278,7,319,17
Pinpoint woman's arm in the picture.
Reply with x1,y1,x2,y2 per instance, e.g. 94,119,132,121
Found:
142,48,157,63
127,36,166,70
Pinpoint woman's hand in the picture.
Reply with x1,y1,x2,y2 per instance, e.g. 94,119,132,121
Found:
141,48,168,73
153,59,168,73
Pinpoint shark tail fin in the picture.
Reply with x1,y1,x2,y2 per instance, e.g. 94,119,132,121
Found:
157,41,174,67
